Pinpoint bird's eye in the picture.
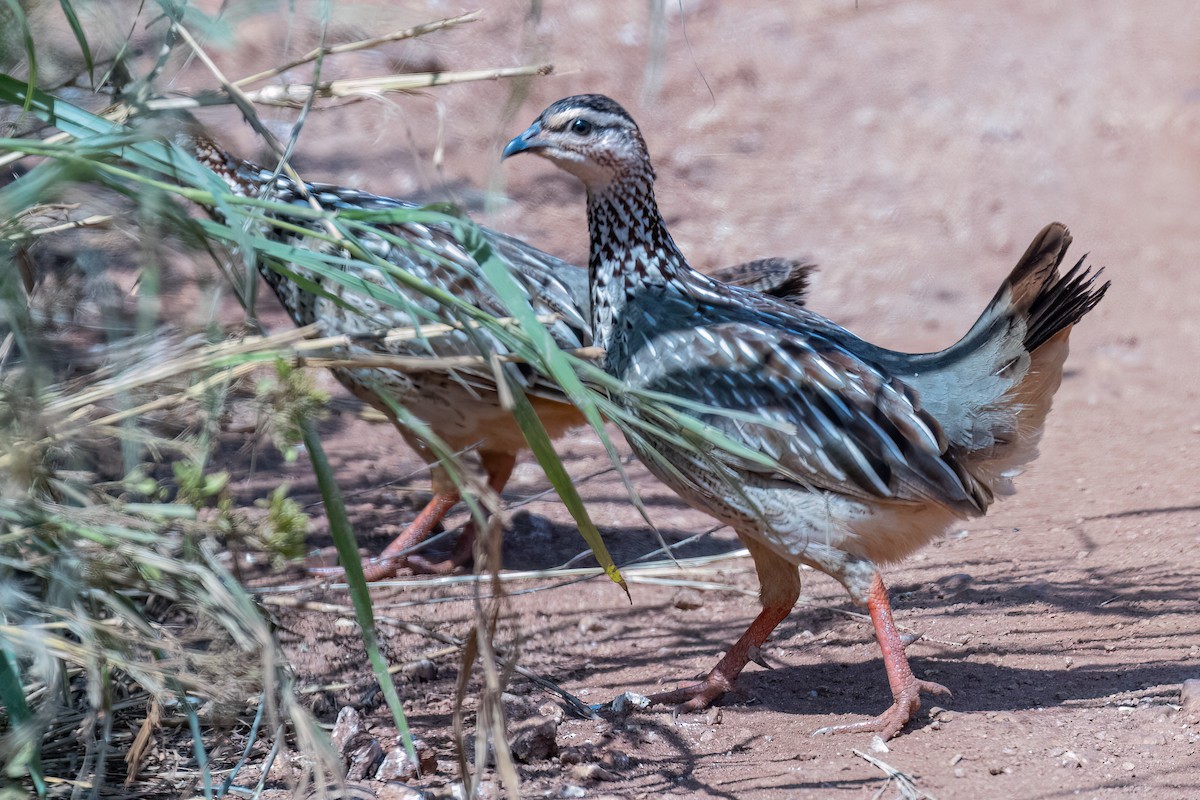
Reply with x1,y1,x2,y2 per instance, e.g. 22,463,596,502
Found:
571,118,593,135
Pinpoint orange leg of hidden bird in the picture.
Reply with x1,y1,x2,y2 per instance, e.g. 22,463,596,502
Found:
310,451,516,581
814,571,951,739
647,540,801,711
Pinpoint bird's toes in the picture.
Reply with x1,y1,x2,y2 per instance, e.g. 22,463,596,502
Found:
405,554,466,575
917,679,953,698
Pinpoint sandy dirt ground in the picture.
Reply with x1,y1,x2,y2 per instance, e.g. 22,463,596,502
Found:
60,1,1200,797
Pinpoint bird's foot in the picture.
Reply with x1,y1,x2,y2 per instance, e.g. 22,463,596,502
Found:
405,520,477,574
306,490,477,582
405,552,471,575
308,555,407,582
645,672,733,714
308,530,476,581
813,678,951,739
308,548,472,580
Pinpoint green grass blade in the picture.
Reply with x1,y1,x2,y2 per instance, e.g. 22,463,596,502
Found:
0,73,184,176
182,691,214,800
57,1,95,84
0,70,98,131
0,4,35,112
0,648,47,797
298,416,418,768
506,373,627,592
453,223,626,591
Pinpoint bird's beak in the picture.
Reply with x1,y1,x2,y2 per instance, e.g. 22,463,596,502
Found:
502,120,543,160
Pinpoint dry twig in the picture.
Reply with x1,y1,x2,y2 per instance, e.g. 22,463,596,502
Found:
852,748,937,800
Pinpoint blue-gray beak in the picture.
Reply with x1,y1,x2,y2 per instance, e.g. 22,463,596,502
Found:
502,120,543,160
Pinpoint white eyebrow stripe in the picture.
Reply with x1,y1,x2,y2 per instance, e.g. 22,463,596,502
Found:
546,109,628,129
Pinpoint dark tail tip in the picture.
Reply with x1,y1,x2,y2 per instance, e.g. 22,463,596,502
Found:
1024,256,1111,352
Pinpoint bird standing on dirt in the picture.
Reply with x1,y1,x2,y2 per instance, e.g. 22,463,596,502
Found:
188,137,815,578
503,94,1109,737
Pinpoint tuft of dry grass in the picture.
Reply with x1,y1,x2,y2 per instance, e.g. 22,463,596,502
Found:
0,2,567,796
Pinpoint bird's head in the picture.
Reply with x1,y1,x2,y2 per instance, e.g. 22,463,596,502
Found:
502,94,653,192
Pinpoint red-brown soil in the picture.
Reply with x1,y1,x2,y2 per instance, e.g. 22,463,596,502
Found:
72,1,1200,797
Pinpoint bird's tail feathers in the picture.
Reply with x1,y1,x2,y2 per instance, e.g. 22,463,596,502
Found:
907,223,1109,499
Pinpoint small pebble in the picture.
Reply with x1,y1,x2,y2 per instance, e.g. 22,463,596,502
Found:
933,573,973,599
375,740,437,781
601,749,630,771
1180,679,1200,712
403,658,437,682
671,588,704,610
376,747,418,781
610,692,650,715
558,745,590,766
954,767,967,778
347,739,384,781
569,764,618,782
374,785,425,800
539,701,566,725
509,716,559,763
330,707,364,755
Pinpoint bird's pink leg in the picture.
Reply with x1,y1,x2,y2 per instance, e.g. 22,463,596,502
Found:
646,601,794,710
310,452,518,581
815,571,951,739
647,540,800,711
407,451,516,574
310,491,460,582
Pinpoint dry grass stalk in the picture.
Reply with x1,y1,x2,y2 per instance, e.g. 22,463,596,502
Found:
0,5,621,796
233,11,485,88
853,748,937,800
241,64,554,108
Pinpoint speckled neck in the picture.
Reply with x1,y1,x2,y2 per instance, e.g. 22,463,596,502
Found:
189,141,321,326
584,166,691,356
